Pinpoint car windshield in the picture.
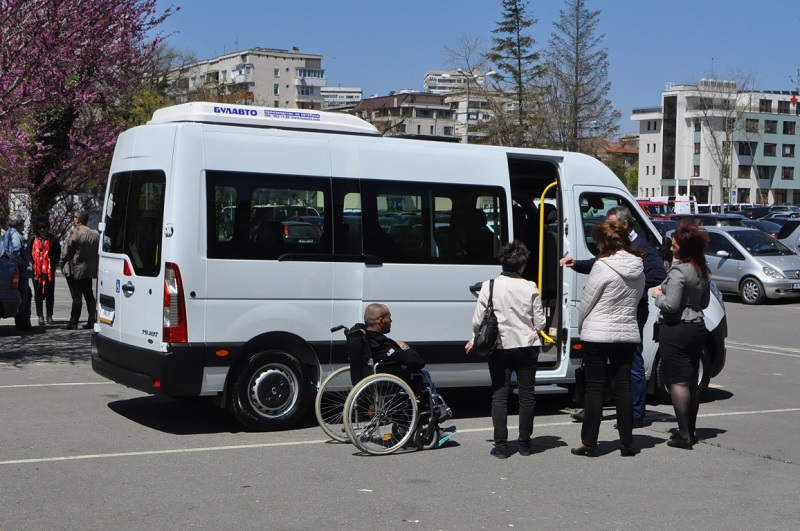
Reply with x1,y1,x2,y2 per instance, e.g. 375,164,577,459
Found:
730,230,795,256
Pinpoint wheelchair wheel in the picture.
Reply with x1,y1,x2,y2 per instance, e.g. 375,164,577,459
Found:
314,367,352,442
343,373,418,455
413,423,440,451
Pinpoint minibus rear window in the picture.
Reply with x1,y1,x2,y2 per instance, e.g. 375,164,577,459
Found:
104,170,166,277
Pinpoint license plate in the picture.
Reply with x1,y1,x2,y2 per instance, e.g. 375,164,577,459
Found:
98,307,115,325
792,283,800,289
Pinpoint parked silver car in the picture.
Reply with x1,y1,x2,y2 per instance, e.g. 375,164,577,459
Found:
704,226,800,304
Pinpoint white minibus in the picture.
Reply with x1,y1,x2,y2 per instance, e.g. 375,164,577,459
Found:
91,102,727,430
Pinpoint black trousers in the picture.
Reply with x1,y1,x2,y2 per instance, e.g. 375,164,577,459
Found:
580,342,637,448
67,277,96,325
33,278,56,317
488,346,539,446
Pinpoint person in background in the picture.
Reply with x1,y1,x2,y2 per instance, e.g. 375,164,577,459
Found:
571,221,644,458
1,213,33,331
466,240,545,459
561,205,666,427
652,221,710,450
29,217,62,326
61,210,99,330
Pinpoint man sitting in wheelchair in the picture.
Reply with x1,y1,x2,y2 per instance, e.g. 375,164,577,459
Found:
364,303,455,429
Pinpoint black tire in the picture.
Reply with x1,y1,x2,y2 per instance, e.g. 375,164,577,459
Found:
413,424,440,451
227,349,309,431
653,346,712,405
739,277,765,305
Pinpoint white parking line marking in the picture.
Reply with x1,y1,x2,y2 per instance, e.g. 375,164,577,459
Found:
2,407,799,467
727,341,800,358
0,382,111,389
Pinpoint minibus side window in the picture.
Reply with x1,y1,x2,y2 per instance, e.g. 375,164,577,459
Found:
103,170,165,277
360,180,506,264
206,171,331,260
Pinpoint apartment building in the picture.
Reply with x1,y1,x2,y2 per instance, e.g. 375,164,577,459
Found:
321,86,363,109
169,47,326,109
353,92,457,139
632,80,800,205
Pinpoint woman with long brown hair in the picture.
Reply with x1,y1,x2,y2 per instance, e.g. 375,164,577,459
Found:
652,220,711,449
571,221,644,457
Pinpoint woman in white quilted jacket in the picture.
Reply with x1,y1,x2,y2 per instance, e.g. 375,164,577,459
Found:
571,220,645,457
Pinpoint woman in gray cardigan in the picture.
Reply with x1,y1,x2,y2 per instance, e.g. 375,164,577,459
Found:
652,221,711,449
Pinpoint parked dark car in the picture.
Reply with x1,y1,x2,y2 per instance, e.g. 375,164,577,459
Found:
667,213,745,227
742,206,771,219
0,259,21,319
741,219,782,238
281,221,321,244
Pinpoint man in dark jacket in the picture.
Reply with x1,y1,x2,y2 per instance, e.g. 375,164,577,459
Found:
363,303,451,424
561,205,667,427
61,210,100,330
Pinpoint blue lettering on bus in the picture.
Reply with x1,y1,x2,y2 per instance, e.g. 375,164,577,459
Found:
213,106,258,116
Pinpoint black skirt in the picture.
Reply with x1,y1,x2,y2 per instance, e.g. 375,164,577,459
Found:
658,320,706,385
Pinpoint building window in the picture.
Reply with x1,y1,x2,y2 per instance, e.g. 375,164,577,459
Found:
273,84,279,95
647,121,651,131
759,99,772,112
784,121,796,135
645,166,649,175
764,143,777,157
739,188,750,203
739,165,751,179
396,124,406,133
646,144,650,153
444,126,453,136
738,142,754,156
274,68,280,77
694,142,701,155
694,119,701,132
653,144,656,153
273,100,279,107
765,120,778,133
778,101,791,114
782,167,794,180
775,189,788,203
692,165,700,177
757,165,774,179
299,86,314,96
784,144,795,157
652,166,656,175
746,119,759,133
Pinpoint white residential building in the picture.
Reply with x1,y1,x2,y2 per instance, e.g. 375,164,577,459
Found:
321,86,363,109
632,81,800,205
169,47,326,109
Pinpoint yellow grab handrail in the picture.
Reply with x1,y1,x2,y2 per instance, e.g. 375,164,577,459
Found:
537,181,558,345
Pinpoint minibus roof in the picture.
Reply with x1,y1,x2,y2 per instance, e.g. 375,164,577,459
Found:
148,102,380,136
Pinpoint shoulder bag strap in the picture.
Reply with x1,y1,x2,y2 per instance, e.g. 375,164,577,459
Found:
487,279,494,310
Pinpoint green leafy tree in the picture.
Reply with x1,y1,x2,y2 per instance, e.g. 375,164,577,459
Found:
544,0,620,152
485,0,545,147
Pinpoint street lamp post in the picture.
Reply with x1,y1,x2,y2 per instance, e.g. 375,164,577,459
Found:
442,69,495,144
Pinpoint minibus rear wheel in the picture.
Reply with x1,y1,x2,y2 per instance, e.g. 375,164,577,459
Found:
227,349,309,431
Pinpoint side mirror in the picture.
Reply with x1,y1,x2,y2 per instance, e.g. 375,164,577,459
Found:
716,250,730,258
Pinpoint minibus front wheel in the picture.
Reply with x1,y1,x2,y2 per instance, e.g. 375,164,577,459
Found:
227,349,310,431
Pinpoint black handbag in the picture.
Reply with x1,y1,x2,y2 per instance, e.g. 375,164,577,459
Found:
471,279,499,357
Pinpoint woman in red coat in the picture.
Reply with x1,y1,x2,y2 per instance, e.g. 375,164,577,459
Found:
29,218,61,326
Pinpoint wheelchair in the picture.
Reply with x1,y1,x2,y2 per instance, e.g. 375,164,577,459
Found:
314,324,454,455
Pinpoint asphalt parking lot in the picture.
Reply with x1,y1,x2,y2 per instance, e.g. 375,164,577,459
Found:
1,281,799,530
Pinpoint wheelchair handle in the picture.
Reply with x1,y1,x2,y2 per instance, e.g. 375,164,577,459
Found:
330,325,346,334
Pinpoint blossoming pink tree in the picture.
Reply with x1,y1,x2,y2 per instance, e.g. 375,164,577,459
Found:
0,0,175,223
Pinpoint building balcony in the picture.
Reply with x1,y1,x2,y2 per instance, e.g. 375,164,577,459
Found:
295,76,326,88
228,73,254,84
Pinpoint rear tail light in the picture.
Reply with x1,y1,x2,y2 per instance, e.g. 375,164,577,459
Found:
163,263,187,343
10,268,18,289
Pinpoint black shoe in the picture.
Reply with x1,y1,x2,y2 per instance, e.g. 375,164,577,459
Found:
64,324,78,330
570,444,597,457
490,446,508,459
667,437,693,450
670,431,698,445
518,441,532,456
570,410,585,423
619,444,638,457
82,323,94,329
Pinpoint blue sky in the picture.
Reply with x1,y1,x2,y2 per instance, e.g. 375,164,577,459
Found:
155,0,799,134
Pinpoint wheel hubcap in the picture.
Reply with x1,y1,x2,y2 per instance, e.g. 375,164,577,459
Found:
249,367,297,417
